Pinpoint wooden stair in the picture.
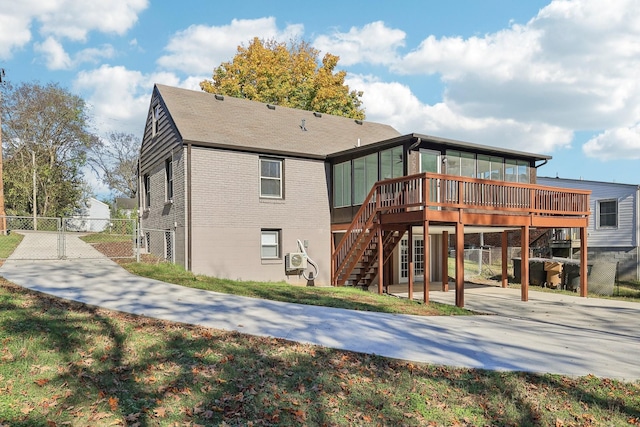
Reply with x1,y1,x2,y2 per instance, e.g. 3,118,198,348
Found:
332,183,406,288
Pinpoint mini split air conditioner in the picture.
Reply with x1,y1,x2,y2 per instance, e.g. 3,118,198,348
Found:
285,252,307,271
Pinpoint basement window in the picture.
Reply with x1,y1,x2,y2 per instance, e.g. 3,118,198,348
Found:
261,229,281,259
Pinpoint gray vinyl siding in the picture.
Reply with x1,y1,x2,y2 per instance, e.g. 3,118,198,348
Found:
538,177,638,247
190,147,331,284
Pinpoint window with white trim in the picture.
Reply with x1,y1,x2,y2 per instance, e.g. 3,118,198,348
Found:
261,229,281,259
260,158,283,198
598,200,617,228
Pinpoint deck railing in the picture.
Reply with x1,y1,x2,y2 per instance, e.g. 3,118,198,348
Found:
332,172,590,285
376,173,591,216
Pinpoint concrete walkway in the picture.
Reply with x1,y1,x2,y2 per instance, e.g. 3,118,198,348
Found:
1,257,639,381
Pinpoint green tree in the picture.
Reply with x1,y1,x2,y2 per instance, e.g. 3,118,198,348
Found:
87,132,139,198
200,38,365,120
0,82,97,217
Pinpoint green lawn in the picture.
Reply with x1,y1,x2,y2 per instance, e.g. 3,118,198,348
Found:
0,233,24,259
0,279,638,426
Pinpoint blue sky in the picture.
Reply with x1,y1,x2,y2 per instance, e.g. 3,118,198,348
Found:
1,0,639,195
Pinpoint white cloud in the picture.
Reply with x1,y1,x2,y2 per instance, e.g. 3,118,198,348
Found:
0,0,147,59
348,75,572,153
73,65,181,137
583,124,640,160
372,0,640,160
157,17,305,75
34,37,116,70
0,7,32,59
34,37,72,69
313,21,405,66
37,0,149,42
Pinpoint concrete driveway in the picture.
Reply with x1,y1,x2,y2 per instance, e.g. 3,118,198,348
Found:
0,259,640,381
1,238,639,381
7,230,108,260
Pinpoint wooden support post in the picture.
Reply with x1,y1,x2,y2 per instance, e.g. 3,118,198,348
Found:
455,221,464,308
580,226,588,297
377,226,384,295
408,226,414,301
501,231,508,288
442,230,449,292
423,220,430,304
521,225,530,302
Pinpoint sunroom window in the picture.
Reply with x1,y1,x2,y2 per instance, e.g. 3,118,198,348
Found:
333,161,351,207
353,153,378,205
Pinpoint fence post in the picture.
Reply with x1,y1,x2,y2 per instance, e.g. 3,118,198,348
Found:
58,217,64,259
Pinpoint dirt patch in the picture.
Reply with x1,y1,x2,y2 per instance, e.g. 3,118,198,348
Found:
89,241,134,258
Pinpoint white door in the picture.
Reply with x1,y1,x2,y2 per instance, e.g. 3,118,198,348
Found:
399,235,426,282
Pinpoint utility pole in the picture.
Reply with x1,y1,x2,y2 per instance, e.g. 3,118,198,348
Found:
0,68,7,235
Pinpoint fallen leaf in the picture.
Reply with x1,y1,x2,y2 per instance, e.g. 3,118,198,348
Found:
154,407,167,418
34,378,50,387
108,396,119,411
125,413,140,422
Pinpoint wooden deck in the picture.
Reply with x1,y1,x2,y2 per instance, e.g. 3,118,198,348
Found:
331,173,590,308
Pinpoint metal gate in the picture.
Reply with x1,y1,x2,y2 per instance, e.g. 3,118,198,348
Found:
0,216,139,261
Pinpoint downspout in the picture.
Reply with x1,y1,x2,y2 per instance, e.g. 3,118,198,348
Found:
187,142,192,271
534,159,548,169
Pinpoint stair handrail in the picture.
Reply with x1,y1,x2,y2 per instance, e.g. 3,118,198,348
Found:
332,184,380,284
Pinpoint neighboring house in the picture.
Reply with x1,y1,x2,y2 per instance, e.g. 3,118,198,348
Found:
113,197,137,218
538,177,640,281
67,197,111,232
139,84,590,307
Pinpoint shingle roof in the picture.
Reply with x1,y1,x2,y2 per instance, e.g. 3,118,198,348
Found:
155,84,401,158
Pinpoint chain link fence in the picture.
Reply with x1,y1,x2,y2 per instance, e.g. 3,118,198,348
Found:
63,217,138,259
139,228,175,263
0,216,138,261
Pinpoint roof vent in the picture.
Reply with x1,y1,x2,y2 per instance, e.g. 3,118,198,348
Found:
300,119,307,131
313,112,322,118
267,104,276,110
214,94,224,101
355,119,363,125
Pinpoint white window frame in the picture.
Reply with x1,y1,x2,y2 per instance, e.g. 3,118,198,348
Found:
260,158,283,199
261,229,281,259
597,199,618,228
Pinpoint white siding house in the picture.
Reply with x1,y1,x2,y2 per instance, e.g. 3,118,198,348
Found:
67,197,111,232
538,177,640,281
